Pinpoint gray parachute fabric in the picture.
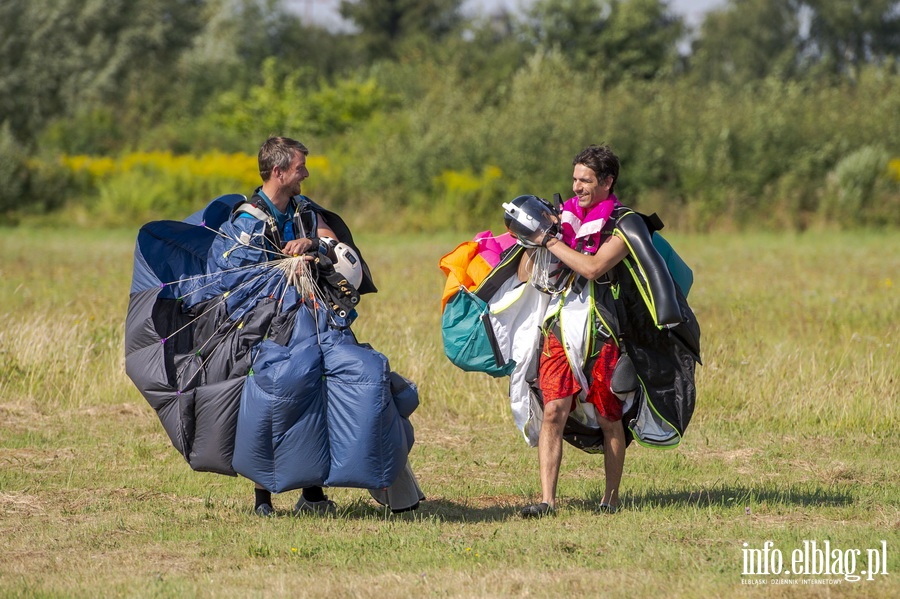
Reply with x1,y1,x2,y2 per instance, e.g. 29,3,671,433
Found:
125,195,245,474
125,194,419,495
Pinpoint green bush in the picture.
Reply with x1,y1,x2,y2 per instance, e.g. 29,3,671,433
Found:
320,59,900,232
206,58,392,143
11,55,900,231
0,122,28,215
38,108,126,155
821,146,900,228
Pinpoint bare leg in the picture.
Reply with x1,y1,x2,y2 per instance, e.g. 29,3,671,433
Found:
538,397,573,507
598,416,625,506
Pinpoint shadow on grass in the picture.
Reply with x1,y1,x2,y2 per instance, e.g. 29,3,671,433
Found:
575,483,855,513
256,484,855,521
345,497,520,522
412,498,520,522
258,497,519,522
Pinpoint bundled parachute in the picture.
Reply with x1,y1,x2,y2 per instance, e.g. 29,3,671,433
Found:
439,203,701,452
125,194,419,498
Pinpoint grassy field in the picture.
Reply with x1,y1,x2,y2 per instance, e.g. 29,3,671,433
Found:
0,227,897,598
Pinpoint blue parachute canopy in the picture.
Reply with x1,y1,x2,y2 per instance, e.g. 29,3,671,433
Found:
125,195,418,495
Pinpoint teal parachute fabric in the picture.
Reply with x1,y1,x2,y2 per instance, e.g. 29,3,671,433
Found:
651,233,693,298
441,287,516,377
440,237,524,378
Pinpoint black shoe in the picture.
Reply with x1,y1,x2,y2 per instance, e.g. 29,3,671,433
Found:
391,501,420,514
255,503,275,517
520,502,554,519
293,496,337,516
597,502,619,514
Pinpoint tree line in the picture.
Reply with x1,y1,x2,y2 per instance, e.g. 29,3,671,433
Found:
1,0,898,230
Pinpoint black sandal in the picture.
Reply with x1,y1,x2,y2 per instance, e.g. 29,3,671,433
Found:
520,502,554,518
598,502,619,514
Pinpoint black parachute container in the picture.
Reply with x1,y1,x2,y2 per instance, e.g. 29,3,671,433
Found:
562,206,700,451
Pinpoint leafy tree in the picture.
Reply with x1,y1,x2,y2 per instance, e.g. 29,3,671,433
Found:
1,0,365,152
381,8,531,104
339,0,465,61
0,0,208,146
191,0,363,86
521,0,609,66
520,0,683,85
803,0,900,76
0,122,28,213
206,57,390,140
689,0,900,81
689,0,802,83
601,0,684,81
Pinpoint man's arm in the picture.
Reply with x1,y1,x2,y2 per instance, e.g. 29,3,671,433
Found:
546,235,629,280
281,218,338,256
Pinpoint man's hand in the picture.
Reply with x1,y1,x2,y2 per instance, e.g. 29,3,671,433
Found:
282,238,315,257
522,213,560,247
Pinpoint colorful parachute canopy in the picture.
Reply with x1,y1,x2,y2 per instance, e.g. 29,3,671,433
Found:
438,209,701,453
125,195,416,493
439,231,515,311
438,231,519,377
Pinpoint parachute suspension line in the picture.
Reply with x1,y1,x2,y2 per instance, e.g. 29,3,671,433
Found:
475,232,514,243
273,256,318,299
161,262,287,345
198,223,277,259
176,306,251,392
265,257,316,343
199,222,292,262
271,256,337,348
167,260,285,300
171,256,341,388
313,296,328,347
174,264,296,392
529,247,556,292
158,228,343,387
159,223,290,292
255,262,298,349
163,255,310,307
163,224,325,294
272,256,331,330
163,254,322,349
250,259,328,374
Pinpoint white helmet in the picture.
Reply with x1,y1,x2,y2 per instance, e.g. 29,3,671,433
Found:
319,237,364,289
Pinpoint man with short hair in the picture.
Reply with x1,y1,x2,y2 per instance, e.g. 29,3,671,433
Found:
517,145,629,517
213,136,374,517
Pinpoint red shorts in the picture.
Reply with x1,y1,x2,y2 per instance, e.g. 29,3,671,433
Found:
538,332,623,422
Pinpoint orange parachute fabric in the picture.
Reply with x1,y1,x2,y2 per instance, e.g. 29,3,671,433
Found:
439,231,515,311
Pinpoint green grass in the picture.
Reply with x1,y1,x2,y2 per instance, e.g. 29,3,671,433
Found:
0,228,898,598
